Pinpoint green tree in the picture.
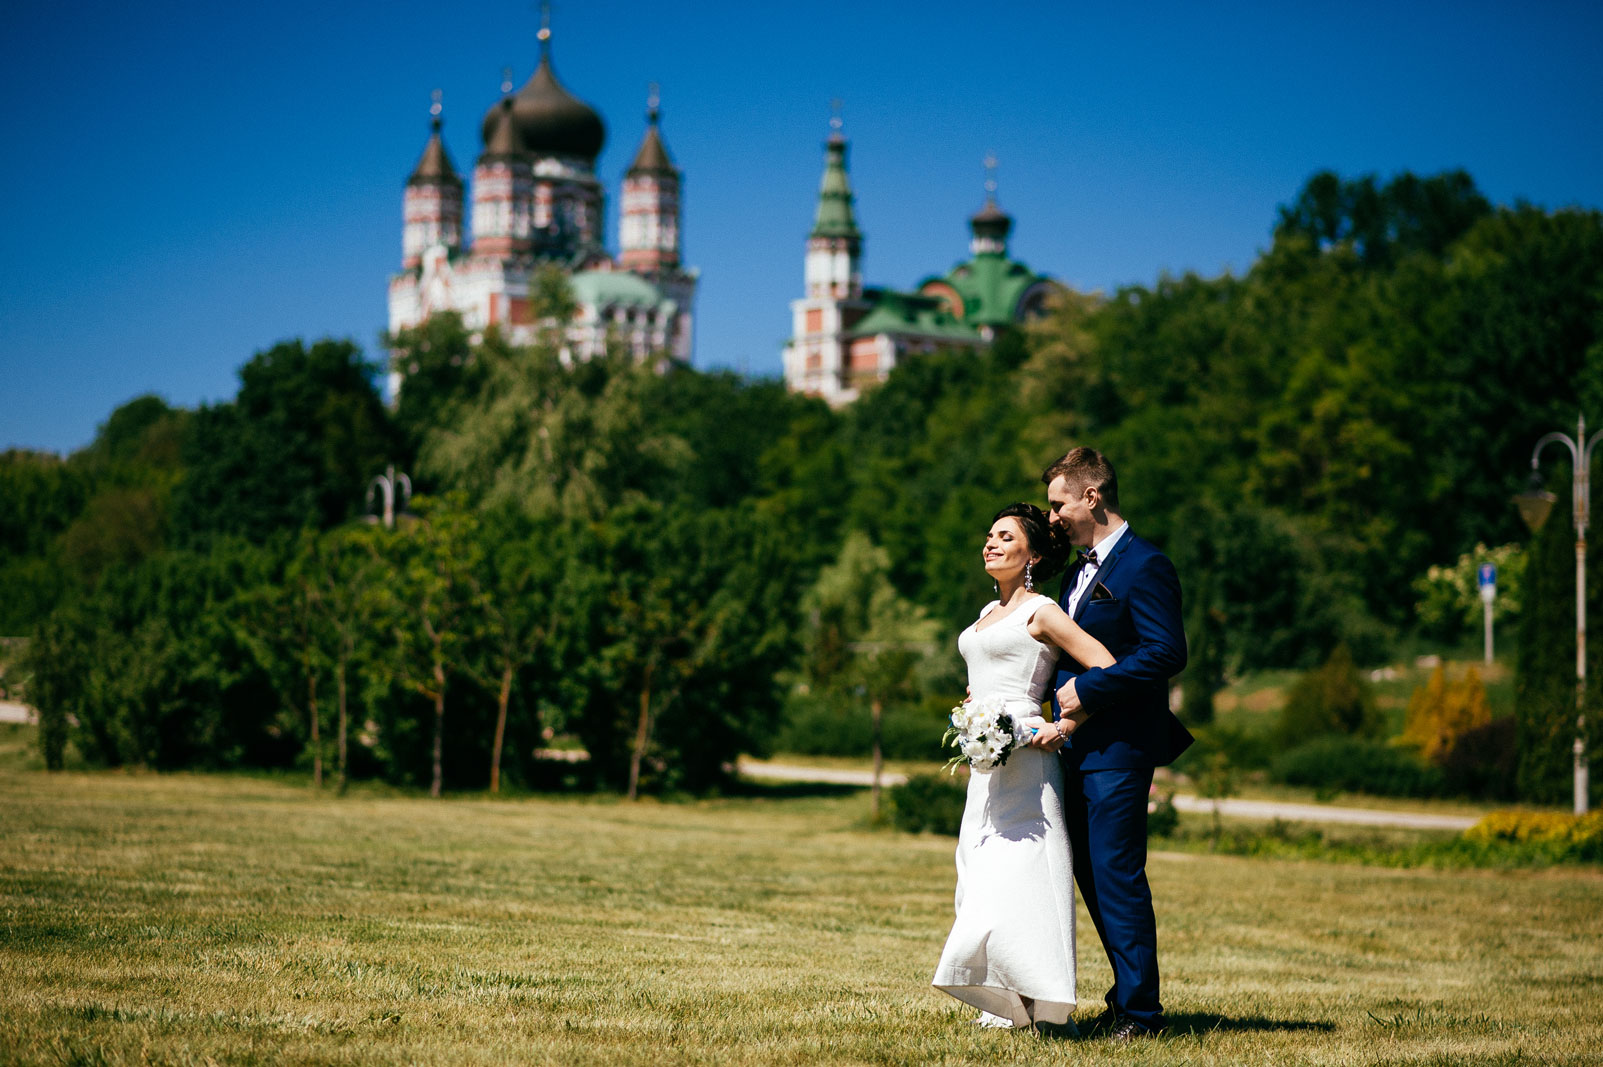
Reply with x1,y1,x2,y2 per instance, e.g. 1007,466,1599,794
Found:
238,536,330,786
797,532,941,815
386,311,481,463
566,503,801,796
30,539,286,771
377,497,483,797
0,449,87,632
173,339,396,543
0,450,88,558
461,507,565,793
1515,483,1603,805
22,614,90,769
1273,169,1491,268
301,524,391,793
418,338,690,520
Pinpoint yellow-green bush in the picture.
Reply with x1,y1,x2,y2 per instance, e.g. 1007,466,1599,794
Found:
1403,665,1491,764
1463,810,1603,861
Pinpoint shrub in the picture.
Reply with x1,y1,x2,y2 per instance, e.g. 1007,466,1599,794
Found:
1402,665,1491,763
1271,735,1445,798
1463,810,1603,863
890,772,966,835
1147,788,1180,837
1439,716,1518,800
1173,722,1274,774
1156,818,1601,869
1275,644,1383,745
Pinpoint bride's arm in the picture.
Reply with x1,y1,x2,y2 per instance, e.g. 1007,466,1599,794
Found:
1027,602,1115,669
1024,601,1111,748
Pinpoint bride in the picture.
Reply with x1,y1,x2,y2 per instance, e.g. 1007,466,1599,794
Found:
932,503,1115,1030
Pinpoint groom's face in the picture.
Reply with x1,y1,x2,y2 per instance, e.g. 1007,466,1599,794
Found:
1046,475,1097,548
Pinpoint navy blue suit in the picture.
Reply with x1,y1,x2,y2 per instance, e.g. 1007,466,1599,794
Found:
1052,529,1191,1029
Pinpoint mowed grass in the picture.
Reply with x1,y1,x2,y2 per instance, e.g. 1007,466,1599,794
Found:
1,770,1599,1067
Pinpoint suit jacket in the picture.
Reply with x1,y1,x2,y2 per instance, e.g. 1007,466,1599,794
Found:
1052,530,1193,770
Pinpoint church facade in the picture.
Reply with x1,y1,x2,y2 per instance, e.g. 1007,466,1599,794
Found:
783,130,1061,405
388,33,696,369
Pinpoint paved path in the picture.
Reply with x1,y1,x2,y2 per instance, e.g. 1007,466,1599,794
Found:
736,758,1479,832
1167,794,1475,831
0,702,34,725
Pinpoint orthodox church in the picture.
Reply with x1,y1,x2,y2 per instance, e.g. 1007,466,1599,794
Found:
784,125,1061,405
388,27,696,369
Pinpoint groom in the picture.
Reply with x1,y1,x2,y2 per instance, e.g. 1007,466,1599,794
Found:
1029,446,1192,1040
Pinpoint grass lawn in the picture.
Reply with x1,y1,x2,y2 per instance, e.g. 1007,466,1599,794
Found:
2,766,1599,1067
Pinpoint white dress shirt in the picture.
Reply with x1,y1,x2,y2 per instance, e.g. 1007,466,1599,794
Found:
1065,521,1129,618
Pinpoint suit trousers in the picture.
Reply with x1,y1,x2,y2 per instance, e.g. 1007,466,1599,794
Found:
1063,763,1163,1028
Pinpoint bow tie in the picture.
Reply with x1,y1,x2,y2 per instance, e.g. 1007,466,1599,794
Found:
1079,550,1098,567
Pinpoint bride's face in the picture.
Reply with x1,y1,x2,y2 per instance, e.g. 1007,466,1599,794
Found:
983,517,1037,582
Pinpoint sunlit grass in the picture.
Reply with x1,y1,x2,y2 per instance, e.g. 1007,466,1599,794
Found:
1,767,1599,1066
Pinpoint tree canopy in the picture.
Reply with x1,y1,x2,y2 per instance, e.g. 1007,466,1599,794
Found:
8,169,1601,803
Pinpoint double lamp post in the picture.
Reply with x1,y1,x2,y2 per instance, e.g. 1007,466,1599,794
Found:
1516,414,1602,815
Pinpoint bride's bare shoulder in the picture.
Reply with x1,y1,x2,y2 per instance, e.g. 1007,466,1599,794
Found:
1025,596,1067,634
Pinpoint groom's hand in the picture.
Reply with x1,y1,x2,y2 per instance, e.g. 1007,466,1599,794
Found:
1056,678,1083,715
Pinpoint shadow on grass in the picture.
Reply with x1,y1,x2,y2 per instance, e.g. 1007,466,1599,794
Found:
1165,1012,1336,1035
1036,1013,1336,1042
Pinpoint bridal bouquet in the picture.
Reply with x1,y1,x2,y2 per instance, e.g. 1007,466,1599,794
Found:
943,695,1019,774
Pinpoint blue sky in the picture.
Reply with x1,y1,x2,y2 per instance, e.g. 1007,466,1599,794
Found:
3,0,1601,453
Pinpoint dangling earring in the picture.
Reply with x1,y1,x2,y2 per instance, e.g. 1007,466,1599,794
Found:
1025,560,1035,593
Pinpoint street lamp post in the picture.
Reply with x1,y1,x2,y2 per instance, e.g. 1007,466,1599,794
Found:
1517,414,1603,815
366,466,413,530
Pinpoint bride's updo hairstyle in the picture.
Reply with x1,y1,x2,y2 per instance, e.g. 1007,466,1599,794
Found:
992,502,1073,584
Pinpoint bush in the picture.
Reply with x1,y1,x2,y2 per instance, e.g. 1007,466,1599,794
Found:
890,772,967,835
1147,788,1180,837
1463,810,1603,863
1402,665,1491,763
1172,721,1274,774
1439,716,1518,800
1155,817,1601,869
1271,735,1445,798
1275,644,1383,745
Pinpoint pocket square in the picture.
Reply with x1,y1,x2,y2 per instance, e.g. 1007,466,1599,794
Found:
1089,583,1117,602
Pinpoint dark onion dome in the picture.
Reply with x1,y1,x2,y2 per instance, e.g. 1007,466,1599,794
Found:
478,97,524,164
408,116,462,188
969,197,1013,246
627,107,675,176
482,52,605,161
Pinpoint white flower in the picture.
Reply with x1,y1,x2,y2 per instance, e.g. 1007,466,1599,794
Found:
945,693,1022,773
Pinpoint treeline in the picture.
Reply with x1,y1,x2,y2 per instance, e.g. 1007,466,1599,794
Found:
4,170,1601,800
10,306,811,794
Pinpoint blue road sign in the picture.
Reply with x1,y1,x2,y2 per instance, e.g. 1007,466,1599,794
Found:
1478,563,1497,589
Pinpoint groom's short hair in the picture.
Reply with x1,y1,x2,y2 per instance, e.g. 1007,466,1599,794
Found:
1042,447,1120,510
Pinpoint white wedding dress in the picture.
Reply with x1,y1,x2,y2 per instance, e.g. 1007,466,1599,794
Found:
932,592,1077,1028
